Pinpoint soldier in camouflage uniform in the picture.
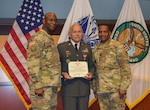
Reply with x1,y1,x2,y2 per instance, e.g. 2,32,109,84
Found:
92,24,131,110
27,12,61,110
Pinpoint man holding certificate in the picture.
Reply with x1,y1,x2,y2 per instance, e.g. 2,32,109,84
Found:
57,23,95,110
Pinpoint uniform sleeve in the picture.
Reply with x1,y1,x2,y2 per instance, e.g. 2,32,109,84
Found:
57,43,68,73
88,45,95,74
117,44,132,90
27,37,43,89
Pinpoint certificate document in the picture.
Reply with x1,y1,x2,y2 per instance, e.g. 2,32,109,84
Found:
68,61,88,77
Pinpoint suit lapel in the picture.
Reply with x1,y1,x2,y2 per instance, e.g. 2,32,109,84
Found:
79,42,85,52
67,41,77,53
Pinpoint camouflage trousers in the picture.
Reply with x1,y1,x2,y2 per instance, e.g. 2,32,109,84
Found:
97,92,126,110
30,86,58,110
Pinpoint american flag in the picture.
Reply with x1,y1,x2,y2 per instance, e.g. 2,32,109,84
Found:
0,0,44,108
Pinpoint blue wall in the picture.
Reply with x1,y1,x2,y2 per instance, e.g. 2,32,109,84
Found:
0,0,150,20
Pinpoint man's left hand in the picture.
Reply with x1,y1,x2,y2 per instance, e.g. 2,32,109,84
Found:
119,89,126,99
84,72,93,80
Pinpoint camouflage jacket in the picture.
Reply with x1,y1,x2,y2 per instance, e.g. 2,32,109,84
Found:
92,38,131,93
27,29,61,89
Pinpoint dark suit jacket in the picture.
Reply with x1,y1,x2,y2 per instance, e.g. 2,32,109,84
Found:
57,41,95,97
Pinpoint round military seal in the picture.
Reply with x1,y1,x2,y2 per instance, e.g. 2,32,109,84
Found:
112,21,149,63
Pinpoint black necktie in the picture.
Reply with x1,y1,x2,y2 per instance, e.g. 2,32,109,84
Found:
75,43,78,51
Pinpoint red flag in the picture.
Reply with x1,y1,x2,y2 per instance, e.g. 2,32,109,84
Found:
0,0,44,109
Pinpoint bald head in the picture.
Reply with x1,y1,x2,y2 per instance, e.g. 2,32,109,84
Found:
69,23,83,43
44,12,57,20
69,24,83,33
42,12,57,34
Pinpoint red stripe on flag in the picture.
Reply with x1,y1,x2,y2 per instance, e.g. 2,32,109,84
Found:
10,28,27,59
0,54,31,105
4,41,29,82
34,27,40,33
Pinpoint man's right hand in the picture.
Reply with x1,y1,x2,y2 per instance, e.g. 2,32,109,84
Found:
62,72,74,80
35,88,44,96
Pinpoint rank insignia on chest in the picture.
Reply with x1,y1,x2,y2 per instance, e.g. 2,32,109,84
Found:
66,50,71,57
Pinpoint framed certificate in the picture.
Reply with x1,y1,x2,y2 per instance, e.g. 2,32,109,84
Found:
68,61,88,77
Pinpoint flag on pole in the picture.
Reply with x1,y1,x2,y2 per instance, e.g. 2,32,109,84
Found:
0,0,44,109
58,0,99,108
58,0,99,48
111,0,150,109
